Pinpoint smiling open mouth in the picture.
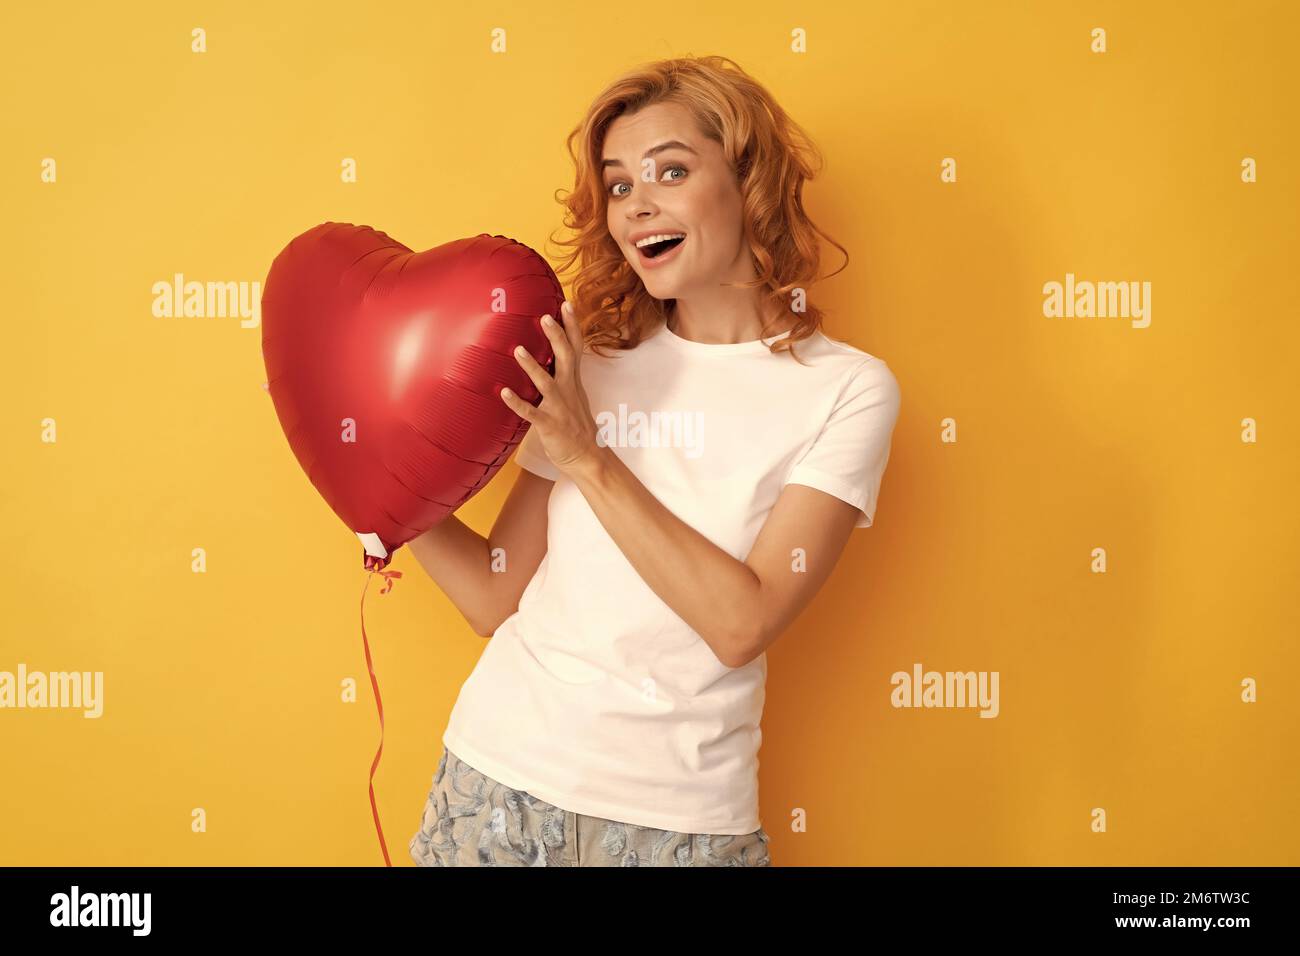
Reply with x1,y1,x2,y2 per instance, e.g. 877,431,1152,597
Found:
637,235,686,260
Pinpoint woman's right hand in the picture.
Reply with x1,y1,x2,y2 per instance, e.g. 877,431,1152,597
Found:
499,301,604,480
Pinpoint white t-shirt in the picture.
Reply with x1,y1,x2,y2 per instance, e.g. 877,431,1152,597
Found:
441,314,901,834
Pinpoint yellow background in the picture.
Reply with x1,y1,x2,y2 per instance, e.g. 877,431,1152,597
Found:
2,0,1297,866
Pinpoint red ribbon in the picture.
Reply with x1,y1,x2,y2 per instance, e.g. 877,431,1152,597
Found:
361,555,403,866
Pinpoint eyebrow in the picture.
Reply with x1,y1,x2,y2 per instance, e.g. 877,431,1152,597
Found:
601,140,698,170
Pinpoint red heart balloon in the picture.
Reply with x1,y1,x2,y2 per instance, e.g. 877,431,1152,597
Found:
261,222,564,570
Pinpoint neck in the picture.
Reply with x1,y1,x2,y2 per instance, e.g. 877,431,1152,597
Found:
666,287,795,345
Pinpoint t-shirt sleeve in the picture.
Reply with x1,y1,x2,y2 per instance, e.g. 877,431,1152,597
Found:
784,359,901,528
514,425,562,481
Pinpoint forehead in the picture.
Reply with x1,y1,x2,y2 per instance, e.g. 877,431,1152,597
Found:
602,101,703,158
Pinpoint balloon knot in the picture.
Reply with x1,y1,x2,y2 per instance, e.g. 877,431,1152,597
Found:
363,552,403,593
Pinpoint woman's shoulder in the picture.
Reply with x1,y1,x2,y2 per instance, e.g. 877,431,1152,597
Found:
804,326,890,367
796,328,896,395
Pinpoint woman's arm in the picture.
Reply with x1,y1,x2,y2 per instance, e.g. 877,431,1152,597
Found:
569,449,860,667
499,301,866,668
406,468,554,637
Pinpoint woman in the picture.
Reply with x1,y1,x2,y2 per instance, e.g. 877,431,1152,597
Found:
407,55,901,867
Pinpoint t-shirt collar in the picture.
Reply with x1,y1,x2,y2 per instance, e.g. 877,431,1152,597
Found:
654,316,795,355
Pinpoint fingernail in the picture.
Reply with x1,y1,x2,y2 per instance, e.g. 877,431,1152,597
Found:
515,345,526,356
542,315,553,326
501,387,512,397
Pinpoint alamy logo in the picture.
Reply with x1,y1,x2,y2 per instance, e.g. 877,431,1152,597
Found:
151,273,261,328
595,403,704,458
0,664,103,718
1043,272,1151,328
49,886,151,936
890,662,1000,718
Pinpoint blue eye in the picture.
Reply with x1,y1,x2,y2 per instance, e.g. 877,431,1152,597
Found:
607,164,688,198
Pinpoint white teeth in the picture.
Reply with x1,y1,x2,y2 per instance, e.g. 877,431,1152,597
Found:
634,233,686,249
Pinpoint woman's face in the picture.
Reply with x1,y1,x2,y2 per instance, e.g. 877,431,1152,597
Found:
602,101,747,302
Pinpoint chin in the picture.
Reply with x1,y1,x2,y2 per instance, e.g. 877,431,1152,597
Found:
640,277,673,298
639,271,687,299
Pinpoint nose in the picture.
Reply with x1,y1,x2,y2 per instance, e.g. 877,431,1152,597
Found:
625,193,660,223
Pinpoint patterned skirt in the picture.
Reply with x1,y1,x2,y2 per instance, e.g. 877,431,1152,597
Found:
408,745,772,867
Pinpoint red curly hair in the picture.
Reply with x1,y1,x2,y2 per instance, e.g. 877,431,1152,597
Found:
546,55,849,363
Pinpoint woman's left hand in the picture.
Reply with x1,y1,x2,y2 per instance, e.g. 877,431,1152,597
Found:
500,300,603,478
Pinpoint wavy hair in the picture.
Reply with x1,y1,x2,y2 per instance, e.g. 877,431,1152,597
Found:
546,55,848,362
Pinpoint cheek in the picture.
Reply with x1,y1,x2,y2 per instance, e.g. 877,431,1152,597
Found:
694,223,744,264
689,187,743,254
